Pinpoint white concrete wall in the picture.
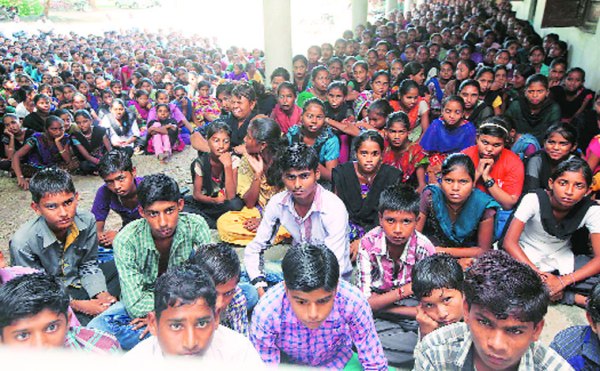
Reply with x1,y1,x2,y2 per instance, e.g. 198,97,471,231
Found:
511,0,600,91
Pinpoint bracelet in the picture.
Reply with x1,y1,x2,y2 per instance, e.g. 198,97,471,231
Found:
557,275,566,288
397,285,405,300
569,273,576,285
59,149,66,154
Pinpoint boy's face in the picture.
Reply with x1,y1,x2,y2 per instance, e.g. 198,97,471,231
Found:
0,309,69,348
31,192,78,234
420,288,463,326
102,170,136,197
282,169,320,205
465,303,543,371
378,210,417,248
139,199,184,240
286,287,336,329
149,298,218,357
215,276,238,314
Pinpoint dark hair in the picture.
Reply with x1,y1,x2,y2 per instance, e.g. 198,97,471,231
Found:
477,117,510,140
33,93,51,105
566,67,585,82
327,81,347,95
302,97,326,112
475,66,494,80
544,122,577,146
354,130,384,152
282,244,339,292
292,54,308,66
277,81,296,97
367,99,393,119
280,143,319,173
352,60,368,72
197,80,211,90
398,79,419,97
270,67,291,83
205,120,232,139
73,109,93,121
44,115,65,132
98,149,134,178
412,253,464,300
587,283,600,323
525,73,549,89
188,243,240,285
232,82,257,103
458,79,481,94
395,62,424,85
215,82,234,98
378,183,420,216
385,111,411,130
29,167,76,203
311,66,329,82
0,273,70,333
442,95,465,110
154,264,216,320
550,157,593,187
371,70,390,83
247,117,286,187
138,173,181,208
441,153,476,181
514,64,536,81
464,250,549,325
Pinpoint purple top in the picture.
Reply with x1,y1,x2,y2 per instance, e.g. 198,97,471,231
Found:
250,280,387,370
26,132,70,168
147,102,186,123
91,177,143,226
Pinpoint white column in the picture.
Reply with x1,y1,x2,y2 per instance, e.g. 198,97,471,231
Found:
352,0,368,30
263,0,293,82
404,0,414,16
386,0,398,15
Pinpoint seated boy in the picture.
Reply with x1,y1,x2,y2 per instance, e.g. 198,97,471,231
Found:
125,264,263,366
0,273,120,353
414,250,571,370
250,243,387,370
245,144,351,296
550,282,600,370
356,184,436,365
188,242,256,336
92,149,143,250
412,253,465,340
9,168,118,324
88,173,211,350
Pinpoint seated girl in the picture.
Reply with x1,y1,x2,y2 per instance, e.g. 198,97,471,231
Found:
332,130,401,260
425,61,453,118
417,153,500,267
524,122,578,192
585,96,600,174
217,117,288,246
383,111,427,192
12,116,77,189
192,81,221,129
270,82,301,135
71,110,111,175
148,89,193,145
323,81,353,162
391,79,429,142
287,98,340,182
184,121,243,228
100,99,140,157
296,66,330,108
0,113,34,174
352,70,391,120
550,67,595,124
458,79,493,127
504,158,600,307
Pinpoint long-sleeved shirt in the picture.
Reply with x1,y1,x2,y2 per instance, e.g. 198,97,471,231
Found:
244,185,352,282
10,211,107,298
113,213,211,318
250,281,387,370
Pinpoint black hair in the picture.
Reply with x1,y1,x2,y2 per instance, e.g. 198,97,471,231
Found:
442,95,465,111
197,80,211,90
477,117,510,140
514,64,536,81
412,253,464,300
566,67,586,82
138,173,181,208
188,243,240,285
247,117,286,188
475,66,494,80
73,109,93,121
29,168,76,204
544,122,578,146
395,61,424,85
371,70,390,83
327,81,348,95
550,157,593,187
282,244,339,292
367,99,393,119
154,264,216,320
302,97,326,112
270,67,291,83
0,273,70,334
232,82,257,103
352,60,368,72
385,111,411,130
458,79,481,94
33,93,51,105
98,149,134,179
205,120,232,139
587,283,600,323
280,143,319,173
354,129,384,152
277,81,296,97
292,54,308,66
525,73,549,89
442,153,476,181
311,66,329,81
398,79,419,98
215,82,234,98
377,183,420,216
464,250,549,325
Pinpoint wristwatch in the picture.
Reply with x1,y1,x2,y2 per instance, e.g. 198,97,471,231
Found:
483,178,495,189
251,277,268,289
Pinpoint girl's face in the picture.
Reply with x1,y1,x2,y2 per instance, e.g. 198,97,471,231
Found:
157,106,170,120
400,87,419,111
293,60,307,80
507,43,518,57
141,82,153,92
307,48,320,63
78,84,89,95
371,75,390,97
102,93,114,105
233,65,242,75
356,139,382,175
96,77,107,90
367,110,386,130
231,95,255,120
40,86,52,96
42,74,52,84
217,92,231,113
440,166,474,206
495,51,510,66
321,44,333,60
85,74,95,86
111,103,125,120
243,129,262,155
137,94,149,108
301,103,326,134
277,87,295,113
327,87,344,110
476,72,494,94
313,71,331,93
549,64,566,83
459,85,479,111
199,85,210,98
75,115,92,133
512,72,525,89
549,170,590,210
46,121,65,139
455,62,471,81
442,100,464,126
60,114,73,130
367,51,378,66
477,134,505,160
156,93,169,104
390,61,403,79
409,69,426,86
564,71,584,93
404,48,416,62
271,76,286,92
386,121,409,149
359,43,369,57
328,62,342,80
353,66,368,84
344,60,355,76
528,49,545,66
208,130,231,157
439,63,454,80
524,81,548,106
36,98,51,114
73,96,87,110
544,132,575,161
494,69,507,87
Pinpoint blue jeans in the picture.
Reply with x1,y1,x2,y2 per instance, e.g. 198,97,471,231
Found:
238,282,259,310
87,302,150,350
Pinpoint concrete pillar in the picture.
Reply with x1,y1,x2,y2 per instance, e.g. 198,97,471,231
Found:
263,0,293,82
386,0,398,15
352,0,368,30
404,0,414,16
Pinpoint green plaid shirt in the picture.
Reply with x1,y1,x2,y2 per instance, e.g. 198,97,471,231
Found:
414,322,573,371
114,213,211,318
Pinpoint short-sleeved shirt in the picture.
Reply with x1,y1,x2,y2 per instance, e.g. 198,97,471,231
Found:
550,325,600,371
91,177,143,226
463,145,525,198
286,125,340,164
1,128,33,157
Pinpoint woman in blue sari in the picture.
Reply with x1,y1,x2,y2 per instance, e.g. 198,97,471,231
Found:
416,153,500,266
